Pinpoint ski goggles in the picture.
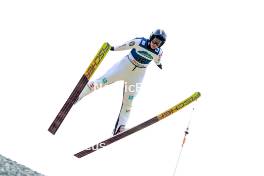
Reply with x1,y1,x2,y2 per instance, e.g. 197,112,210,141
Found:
151,38,162,46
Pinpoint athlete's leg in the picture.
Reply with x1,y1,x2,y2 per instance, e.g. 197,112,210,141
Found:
113,79,144,135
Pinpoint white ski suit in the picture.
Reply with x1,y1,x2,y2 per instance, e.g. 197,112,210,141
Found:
78,37,163,134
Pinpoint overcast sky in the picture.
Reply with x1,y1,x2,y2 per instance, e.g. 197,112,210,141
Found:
0,0,264,176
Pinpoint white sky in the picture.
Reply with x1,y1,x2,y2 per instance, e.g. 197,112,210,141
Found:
0,0,264,175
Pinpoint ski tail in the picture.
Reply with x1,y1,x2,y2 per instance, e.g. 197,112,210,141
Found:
48,75,88,135
74,92,201,158
48,42,111,135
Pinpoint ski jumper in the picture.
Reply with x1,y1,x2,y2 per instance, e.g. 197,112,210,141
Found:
77,37,163,134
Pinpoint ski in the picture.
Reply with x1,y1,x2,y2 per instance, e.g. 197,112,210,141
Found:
48,42,111,135
74,92,201,158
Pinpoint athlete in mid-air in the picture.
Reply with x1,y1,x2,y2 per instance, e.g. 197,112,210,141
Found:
75,29,167,135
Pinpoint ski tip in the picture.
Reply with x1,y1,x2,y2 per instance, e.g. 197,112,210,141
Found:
104,42,111,47
193,92,201,99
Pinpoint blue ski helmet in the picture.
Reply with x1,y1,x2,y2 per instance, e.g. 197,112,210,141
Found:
149,29,167,47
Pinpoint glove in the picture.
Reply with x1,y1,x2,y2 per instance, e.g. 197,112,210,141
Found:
157,64,162,69
110,46,114,51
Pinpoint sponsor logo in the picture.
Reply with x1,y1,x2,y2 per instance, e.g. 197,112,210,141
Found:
102,78,108,84
85,43,110,79
88,82,95,89
128,95,134,100
157,93,201,120
138,50,153,60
